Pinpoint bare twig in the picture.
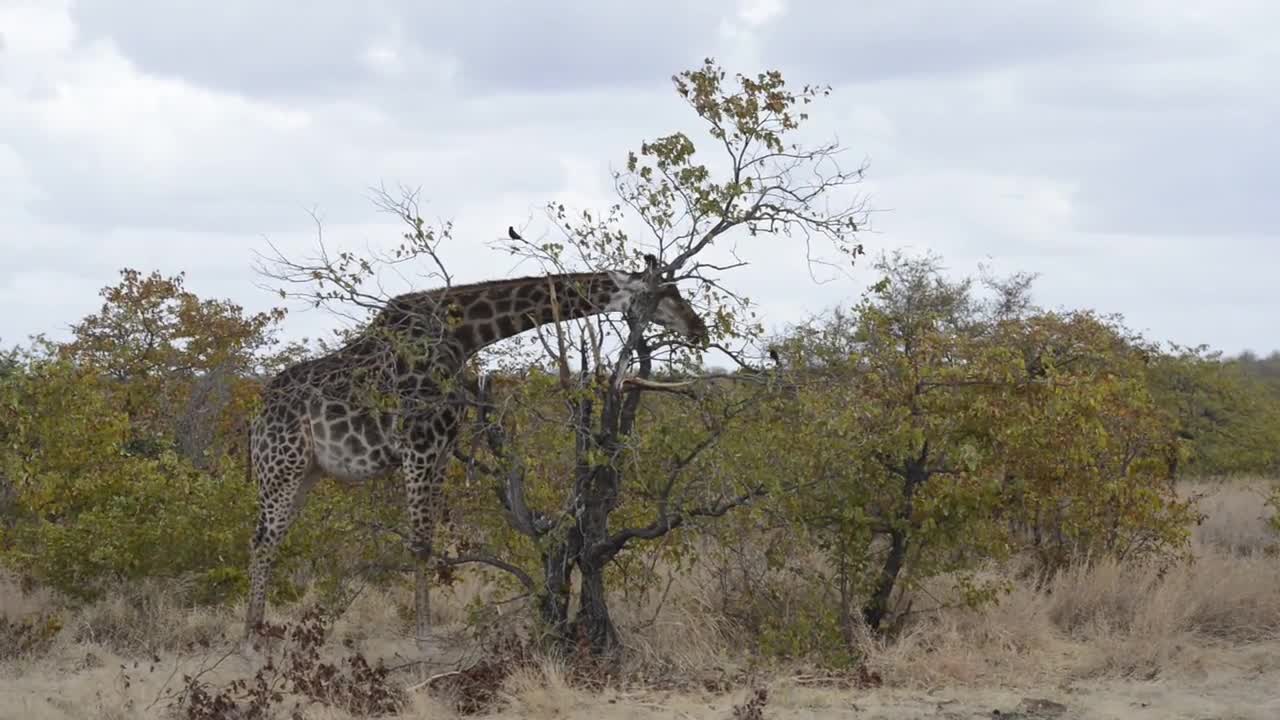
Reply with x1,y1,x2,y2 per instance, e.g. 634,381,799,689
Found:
436,552,537,593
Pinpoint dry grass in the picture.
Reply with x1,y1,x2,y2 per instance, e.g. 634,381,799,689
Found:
3,477,1279,719
1185,475,1278,554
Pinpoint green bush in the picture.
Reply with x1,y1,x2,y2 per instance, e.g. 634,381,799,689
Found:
0,356,254,601
0,355,409,606
4,452,255,603
724,253,1199,639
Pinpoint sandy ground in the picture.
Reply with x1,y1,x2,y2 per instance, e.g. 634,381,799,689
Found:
3,636,1278,719
3,478,1279,719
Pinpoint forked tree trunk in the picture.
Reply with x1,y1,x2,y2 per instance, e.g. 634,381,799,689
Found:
863,527,908,631
563,463,622,657
863,456,929,632
538,531,578,646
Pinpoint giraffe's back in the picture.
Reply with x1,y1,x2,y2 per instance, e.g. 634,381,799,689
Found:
252,323,472,486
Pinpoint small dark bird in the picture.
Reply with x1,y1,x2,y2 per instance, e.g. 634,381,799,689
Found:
508,226,522,241
768,347,780,364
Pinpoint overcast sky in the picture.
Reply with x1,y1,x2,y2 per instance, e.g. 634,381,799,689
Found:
1,0,1275,357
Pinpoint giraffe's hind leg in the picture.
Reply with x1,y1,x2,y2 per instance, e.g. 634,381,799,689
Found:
242,421,317,647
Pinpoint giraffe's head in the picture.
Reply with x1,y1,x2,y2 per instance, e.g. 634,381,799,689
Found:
610,255,709,344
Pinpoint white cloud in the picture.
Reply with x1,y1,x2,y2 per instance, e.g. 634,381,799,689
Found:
0,0,1275,357
738,0,786,28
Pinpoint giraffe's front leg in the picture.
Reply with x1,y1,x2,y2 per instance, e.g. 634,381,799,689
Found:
402,442,450,653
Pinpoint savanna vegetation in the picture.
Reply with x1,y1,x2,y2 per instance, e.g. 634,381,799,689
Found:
2,61,1279,719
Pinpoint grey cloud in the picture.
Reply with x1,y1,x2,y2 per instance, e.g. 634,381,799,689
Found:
5,1,1278,356
69,1,387,98
750,1,1141,84
8,106,584,234
69,0,734,99
393,3,732,94
72,0,1148,103
1070,122,1280,236
805,53,1279,238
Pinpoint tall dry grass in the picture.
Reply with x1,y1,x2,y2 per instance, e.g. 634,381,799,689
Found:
2,477,1278,719
861,477,1280,687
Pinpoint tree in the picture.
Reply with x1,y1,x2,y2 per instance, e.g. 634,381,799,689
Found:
0,342,22,522
762,252,1021,635
59,268,300,464
755,251,1197,638
256,59,869,657
0,276,326,603
1147,346,1280,478
0,352,258,601
990,310,1197,573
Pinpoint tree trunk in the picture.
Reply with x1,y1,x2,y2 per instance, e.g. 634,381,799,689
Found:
573,556,620,655
863,526,907,631
837,550,855,647
568,464,621,657
863,455,929,632
538,531,578,649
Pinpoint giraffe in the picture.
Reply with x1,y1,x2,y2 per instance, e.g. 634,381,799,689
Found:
241,256,707,649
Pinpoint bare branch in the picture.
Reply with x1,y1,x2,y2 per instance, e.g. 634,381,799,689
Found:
436,553,536,593
598,487,769,561
252,185,457,328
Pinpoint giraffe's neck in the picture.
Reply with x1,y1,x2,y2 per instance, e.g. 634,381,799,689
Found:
375,271,637,358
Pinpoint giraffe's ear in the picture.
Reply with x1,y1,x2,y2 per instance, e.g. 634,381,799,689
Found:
642,253,660,278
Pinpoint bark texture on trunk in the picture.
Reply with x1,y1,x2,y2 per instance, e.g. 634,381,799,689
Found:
572,558,620,655
863,454,929,631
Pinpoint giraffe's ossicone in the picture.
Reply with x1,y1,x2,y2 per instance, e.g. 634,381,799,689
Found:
242,258,707,649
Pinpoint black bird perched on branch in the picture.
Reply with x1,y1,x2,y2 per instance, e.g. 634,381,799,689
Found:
507,226,522,241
